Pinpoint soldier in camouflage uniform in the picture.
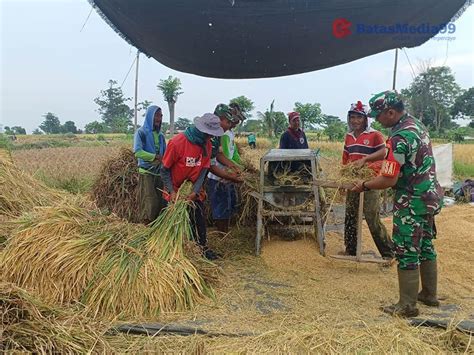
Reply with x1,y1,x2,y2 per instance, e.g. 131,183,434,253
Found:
352,90,443,318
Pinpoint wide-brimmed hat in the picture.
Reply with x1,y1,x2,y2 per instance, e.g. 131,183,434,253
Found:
194,113,225,136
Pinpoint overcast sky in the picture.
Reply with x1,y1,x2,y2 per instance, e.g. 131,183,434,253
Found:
1,0,473,133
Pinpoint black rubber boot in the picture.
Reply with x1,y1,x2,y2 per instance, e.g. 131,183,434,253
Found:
382,268,420,318
418,260,440,307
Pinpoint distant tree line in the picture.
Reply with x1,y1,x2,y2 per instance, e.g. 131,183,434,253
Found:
6,65,471,140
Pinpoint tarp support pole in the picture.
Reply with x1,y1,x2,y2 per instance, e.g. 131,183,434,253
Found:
133,50,140,132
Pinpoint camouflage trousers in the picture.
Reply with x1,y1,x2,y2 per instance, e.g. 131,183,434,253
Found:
393,211,437,270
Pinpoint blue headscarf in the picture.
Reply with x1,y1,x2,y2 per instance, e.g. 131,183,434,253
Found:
133,105,166,171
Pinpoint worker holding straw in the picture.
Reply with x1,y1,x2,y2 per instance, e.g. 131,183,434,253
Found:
209,103,243,180
208,103,245,232
160,113,224,260
342,101,394,259
352,91,443,317
133,105,167,224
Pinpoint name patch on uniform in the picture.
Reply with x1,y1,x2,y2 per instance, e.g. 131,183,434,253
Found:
380,160,399,177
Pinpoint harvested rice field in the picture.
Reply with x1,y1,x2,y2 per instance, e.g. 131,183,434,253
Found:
11,146,124,193
125,204,473,353
1,137,473,353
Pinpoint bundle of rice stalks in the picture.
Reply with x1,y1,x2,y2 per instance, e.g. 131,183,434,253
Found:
1,282,111,353
339,162,376,182
2,184,217,320
2,204,139,305
0,159,65,217
92,147,140,222
238,177,259,227
236,157,260,227
83,184,216,318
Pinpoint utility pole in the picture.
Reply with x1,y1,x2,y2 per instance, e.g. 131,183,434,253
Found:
392,48,398,90
133,50,140,132
383,48,399,215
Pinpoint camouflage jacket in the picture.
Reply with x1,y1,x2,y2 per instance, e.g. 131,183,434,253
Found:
385,114,443,216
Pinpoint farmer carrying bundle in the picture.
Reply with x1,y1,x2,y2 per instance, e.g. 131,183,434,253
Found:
341,101,394,259
161,113,225,260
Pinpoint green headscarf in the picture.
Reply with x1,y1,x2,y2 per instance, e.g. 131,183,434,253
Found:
184,126,208,156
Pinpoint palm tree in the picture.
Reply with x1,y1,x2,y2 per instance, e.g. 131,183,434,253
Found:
257,100,276,137
157,76,183,135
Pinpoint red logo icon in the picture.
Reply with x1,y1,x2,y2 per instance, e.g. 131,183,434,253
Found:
333,18,352,38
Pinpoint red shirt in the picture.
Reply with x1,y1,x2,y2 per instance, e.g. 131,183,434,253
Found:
161,133,211,201
342,129,385,173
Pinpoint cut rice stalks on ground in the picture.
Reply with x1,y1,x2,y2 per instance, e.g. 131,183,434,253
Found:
92,147,141,223
0,159,66,217
0,148,12,163
1,282,113,353
238,173,259,227
2,186,217,320
112,319,473,354
82,192,217,319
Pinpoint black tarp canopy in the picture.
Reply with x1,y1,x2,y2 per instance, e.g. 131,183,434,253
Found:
90,0,470,78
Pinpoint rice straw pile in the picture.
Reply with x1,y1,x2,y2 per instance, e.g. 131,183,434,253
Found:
2,204,139,306
1,282,112,353
82,187,216,318
0,148,12,163
92,147,140,222
237,159,260,226
0,159,65,217
2,184,217,320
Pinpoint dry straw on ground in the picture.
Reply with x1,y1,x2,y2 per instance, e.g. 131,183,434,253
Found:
92,147,141,222
2,199,217,320
1,159,217,320
81,190,217,319
3,137,473,353
0,159,65,217
113,204,473,354
1,282,112,353
0,148,12,163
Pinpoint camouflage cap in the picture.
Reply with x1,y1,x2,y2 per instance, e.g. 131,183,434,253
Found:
368,90,404,118
214,103,234,122
229,102,246,122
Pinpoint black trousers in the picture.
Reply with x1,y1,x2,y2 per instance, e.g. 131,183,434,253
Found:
189,200,207,247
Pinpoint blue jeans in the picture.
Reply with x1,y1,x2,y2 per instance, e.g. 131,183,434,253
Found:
207,179,237,220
